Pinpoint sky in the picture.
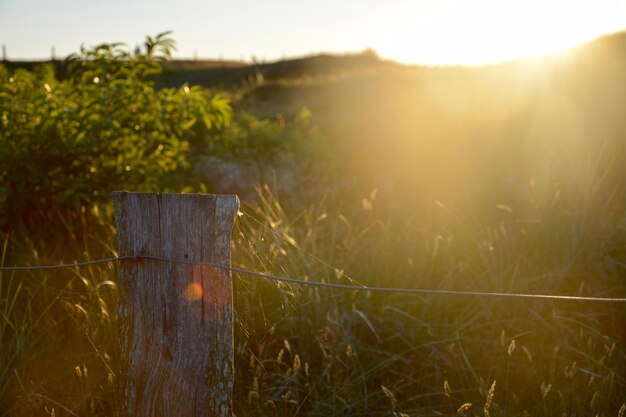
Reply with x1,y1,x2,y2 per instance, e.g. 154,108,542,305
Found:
1,0,625,66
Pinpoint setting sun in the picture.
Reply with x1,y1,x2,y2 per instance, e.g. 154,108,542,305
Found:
2,0,625,65
375,0,626,65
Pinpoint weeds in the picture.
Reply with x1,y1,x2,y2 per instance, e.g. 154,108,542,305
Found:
0,178,624,416
229,185,626,417
0,178,622,416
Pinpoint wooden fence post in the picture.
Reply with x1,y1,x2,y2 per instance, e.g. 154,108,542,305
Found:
113,192,239,417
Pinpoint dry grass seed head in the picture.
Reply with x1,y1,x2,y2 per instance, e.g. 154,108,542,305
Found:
444,380,451,398
541,382,552,400
590,391,599,409
381,385,397,411
293,354,301,372
484,380,496,417
507,340,516,357
281,390,293,403
457,403,472,413
247,390,260,403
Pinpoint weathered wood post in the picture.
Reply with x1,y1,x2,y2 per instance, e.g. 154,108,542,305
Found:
113,192,239,417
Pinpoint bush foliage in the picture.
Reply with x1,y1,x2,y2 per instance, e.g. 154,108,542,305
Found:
0,32,231,229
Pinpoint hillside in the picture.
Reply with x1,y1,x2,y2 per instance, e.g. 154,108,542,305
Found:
5,32,625,205
176,32,626,210
156,49,396,88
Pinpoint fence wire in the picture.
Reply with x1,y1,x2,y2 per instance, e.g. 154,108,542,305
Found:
1,255,625,303
0,256,135,270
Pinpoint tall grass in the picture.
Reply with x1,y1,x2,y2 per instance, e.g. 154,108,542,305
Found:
0,213,118,416
230,184,625,416
0,181,624,416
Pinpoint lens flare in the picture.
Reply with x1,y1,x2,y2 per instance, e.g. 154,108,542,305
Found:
184,282,203,302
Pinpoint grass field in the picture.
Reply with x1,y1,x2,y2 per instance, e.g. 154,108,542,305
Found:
1,32,626,416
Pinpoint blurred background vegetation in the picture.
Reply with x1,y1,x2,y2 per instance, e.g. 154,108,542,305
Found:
0,32,625,416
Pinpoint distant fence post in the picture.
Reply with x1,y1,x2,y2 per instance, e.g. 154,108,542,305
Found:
113,192,239,417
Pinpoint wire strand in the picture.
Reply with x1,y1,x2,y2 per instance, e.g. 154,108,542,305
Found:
0,256,135,270
1,255,625,303
144,255,626,303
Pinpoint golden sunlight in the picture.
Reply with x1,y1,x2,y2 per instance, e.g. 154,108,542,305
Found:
376,0,626,65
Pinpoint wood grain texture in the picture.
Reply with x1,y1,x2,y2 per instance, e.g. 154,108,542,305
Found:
113,192,239,417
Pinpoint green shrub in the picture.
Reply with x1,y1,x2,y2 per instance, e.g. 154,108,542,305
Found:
209,107,319,160
0,32,231,230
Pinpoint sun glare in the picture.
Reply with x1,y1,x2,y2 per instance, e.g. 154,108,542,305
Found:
376,0,626,65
